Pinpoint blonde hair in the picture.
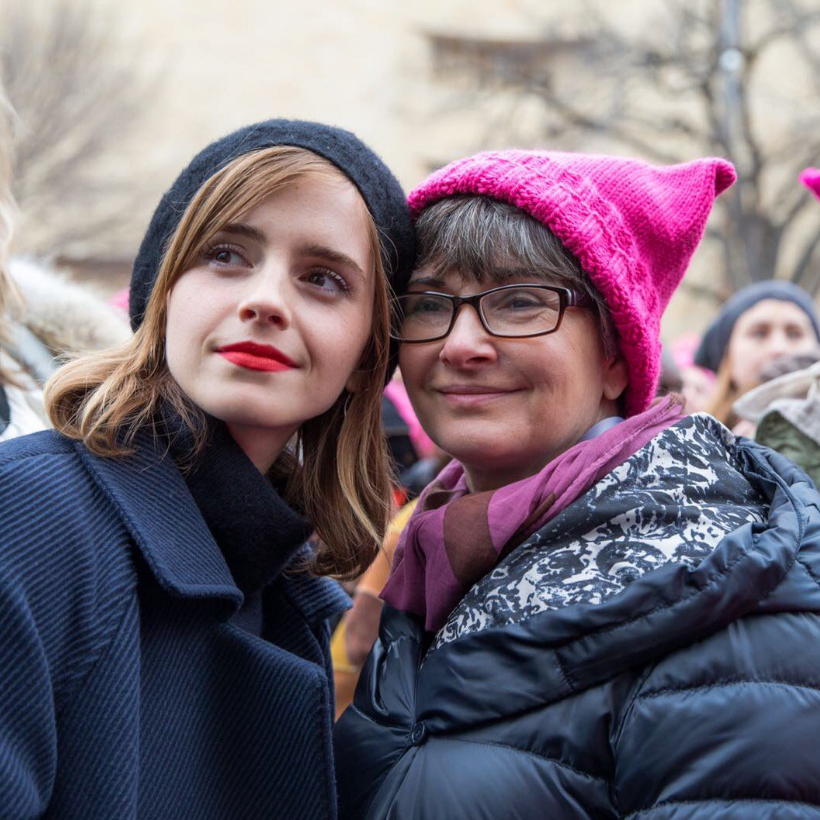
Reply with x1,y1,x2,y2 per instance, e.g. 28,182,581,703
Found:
0,80,22,385
45,146,393,579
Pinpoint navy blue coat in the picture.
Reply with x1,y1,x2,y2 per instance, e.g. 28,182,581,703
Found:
335,439,820,819
0,430,349,820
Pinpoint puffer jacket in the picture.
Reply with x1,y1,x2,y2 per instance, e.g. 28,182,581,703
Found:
334,418,820,819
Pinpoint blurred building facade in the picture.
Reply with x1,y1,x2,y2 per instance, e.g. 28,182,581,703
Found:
8,0,820,340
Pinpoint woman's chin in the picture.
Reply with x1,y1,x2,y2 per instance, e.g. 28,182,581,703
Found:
456,448,550,486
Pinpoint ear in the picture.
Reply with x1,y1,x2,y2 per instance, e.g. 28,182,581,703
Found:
602,354,629,402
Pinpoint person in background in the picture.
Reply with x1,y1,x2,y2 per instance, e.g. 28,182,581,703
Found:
332,444,450,718
694,279,820,428
668,334,717,413
335,149,820,820
680,361,717,412
733,348,820,484
730,168,820,471
332,495,419,718
333,370,443,718
0,119,414,820
0,82,129,443
0,78,44,441
655,345,683,397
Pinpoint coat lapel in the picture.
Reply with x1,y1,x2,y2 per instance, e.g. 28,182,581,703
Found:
74,433,243,615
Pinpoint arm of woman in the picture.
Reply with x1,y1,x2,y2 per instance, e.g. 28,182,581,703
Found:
611,611,820,818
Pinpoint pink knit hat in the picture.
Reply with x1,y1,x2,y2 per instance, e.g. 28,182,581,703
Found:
408,151,736,416
800,167,820,200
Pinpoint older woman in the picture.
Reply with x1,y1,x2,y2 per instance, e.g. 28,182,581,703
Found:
333,151,820,820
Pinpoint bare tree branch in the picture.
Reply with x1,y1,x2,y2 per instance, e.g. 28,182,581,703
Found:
420,0,820,293
791,224,820,288
1,0,161,262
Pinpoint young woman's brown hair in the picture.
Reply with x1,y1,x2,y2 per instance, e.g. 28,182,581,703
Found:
46,146,394,579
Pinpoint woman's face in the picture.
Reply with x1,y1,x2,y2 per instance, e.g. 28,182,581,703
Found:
727,299,817,394
165,175,375,472
398,268,628,492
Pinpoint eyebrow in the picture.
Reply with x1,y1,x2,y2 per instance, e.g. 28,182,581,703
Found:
299,243,366,278
214,228,366,278
408,268,552,289
219,222,266,243
408,275,448,289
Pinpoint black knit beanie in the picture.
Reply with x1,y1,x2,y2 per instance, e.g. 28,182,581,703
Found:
129,119,415,375
694,280,820,373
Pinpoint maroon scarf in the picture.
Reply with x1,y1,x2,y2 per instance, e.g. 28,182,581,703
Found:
381,396,685,632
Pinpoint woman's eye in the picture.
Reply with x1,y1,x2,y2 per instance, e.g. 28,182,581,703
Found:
304,268,350,295
203,244,248,267
503,297,540,310
411,296,448,314
787,326,808,340
497,293,556,312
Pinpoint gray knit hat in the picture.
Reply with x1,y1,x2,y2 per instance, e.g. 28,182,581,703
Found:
694,280,820,373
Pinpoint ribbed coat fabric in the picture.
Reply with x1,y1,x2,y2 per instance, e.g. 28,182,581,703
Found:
334,439,820,820
0,430,349,820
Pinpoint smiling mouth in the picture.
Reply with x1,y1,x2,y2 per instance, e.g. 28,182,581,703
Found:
217,342,298,373
437,387,518,406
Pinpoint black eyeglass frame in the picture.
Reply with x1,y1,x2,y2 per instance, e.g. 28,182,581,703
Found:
390,283,593,343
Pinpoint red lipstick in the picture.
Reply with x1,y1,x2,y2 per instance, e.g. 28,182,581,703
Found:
217,341,298,373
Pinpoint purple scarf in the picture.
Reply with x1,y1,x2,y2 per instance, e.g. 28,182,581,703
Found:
381,396,685,632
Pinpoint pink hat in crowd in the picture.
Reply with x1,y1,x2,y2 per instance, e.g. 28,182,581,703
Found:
408,151,736,416
800,168,820,200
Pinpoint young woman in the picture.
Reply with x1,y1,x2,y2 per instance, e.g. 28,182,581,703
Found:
695,279,820,428
0,119,413,820
334,150,820,819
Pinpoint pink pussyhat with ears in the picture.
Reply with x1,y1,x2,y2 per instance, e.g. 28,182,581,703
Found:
800,167,820,200
408,151,736,416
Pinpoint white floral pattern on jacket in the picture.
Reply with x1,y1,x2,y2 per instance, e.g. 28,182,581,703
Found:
432,414,766,651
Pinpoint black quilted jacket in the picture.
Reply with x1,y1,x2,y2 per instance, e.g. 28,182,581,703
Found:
335,438,820,820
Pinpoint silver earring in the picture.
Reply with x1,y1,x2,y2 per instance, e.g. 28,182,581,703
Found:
343,392,353,419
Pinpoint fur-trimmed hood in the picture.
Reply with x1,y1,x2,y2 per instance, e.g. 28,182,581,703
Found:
6,258,131,383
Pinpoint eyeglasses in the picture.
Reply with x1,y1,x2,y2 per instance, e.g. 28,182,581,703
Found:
391,283,592,343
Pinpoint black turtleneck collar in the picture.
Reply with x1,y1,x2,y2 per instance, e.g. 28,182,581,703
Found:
159,412,313,595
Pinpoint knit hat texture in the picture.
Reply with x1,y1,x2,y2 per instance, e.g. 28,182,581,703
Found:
408,150,735,416
693,280,820,373
130,119,415,375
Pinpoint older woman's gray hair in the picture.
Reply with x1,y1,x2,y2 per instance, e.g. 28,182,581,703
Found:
414,196,619,359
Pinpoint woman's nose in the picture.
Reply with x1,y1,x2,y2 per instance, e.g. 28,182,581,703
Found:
237,267,292,328
439,304,497,366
